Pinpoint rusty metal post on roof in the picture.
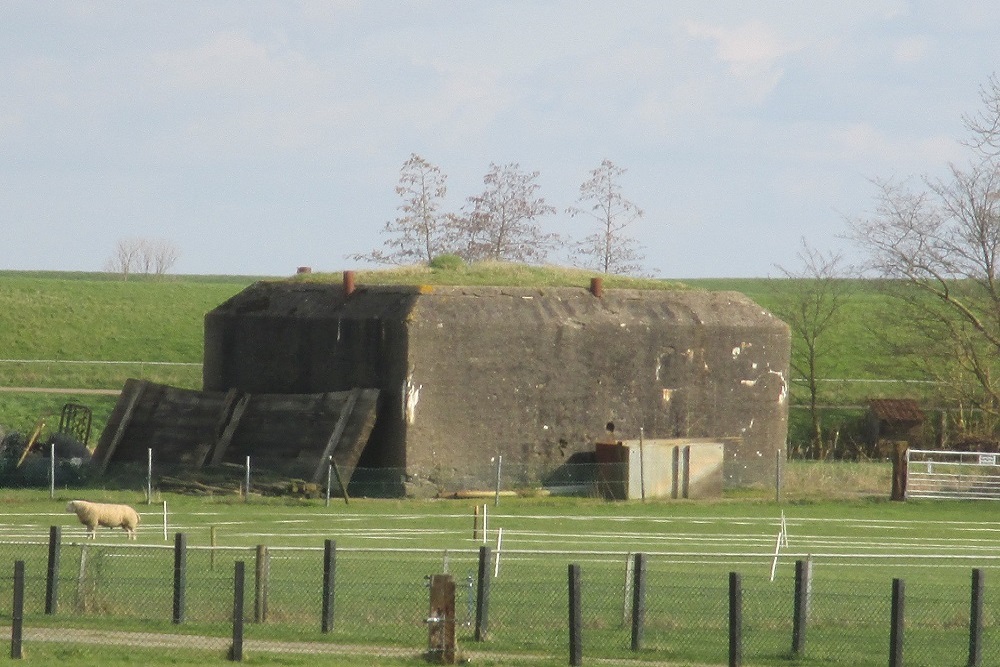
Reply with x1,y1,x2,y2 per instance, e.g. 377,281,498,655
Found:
343,270,356,297
590,277,603,298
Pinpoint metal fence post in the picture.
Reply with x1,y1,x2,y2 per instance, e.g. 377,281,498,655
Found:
474,545,492,641
568,563,582,667
630,552,646,651
173,532,187,624
321,539,336,633
969,568,984,667
890,578,905,667
45,525,61,615
230,560,245,662
729,571,742,667
11,560,24,659
49,442,56,499
792,559,810,655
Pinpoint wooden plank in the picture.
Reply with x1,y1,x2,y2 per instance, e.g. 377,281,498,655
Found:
93,379,147,474
311,389,360,483
209,393,251,466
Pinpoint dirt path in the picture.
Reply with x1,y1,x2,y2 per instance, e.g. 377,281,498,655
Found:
0,387,120,395
4,626,411,656
1,626,712,665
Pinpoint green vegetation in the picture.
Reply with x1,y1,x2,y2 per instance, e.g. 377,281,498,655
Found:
0,491,996,665
299,260,687,289
0,273,260,437
0,273,258,363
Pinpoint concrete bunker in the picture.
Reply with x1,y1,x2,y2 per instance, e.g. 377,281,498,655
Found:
194,277,790,495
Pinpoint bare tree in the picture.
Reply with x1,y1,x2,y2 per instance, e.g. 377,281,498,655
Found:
850,77,1000,429
962,73,1000,157
104,237,144,280
105,237,180,280
149,238,180,275
456,163,558,263
567,159,645,275
352,154,454,265
772,239,852,459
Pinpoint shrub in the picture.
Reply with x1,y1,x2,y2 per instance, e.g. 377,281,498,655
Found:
428,254,464,271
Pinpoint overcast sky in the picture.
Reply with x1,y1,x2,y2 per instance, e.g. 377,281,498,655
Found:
2,1,999,279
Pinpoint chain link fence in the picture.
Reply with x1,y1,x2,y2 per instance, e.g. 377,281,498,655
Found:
0,533,996,666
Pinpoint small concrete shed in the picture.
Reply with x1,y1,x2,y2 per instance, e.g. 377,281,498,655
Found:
203,278,790,493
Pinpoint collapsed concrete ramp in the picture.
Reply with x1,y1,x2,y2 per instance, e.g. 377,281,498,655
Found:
93,379,379,483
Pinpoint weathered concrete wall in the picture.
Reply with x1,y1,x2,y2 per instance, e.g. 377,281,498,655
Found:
204,281,790,490
204,282,416,469
594,438,726,500
401,286,788,487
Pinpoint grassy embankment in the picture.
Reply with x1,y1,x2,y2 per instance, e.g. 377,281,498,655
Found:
0,267,926,457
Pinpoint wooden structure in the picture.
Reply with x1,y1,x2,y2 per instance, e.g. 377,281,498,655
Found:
92,379,378,483
866,399,926,451
426,574,457,664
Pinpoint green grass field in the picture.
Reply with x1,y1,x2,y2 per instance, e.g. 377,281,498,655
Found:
0,490,997,666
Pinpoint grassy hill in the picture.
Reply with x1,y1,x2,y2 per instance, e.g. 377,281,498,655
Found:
0,267,923,448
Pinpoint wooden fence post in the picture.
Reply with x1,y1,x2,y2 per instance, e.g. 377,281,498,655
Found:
631,553,646,651
889,578,905,667
729,572,742,667
254,545,269,623
569,563,582,666
891,442,908,500
474,545,492,641
792,559,810,656
11,560,24,659
230,561,245,662
173,532,187,624
969,568,984,667
321,540,336,633
45,525,61,614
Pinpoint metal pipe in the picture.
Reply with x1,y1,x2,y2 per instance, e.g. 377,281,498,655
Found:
590,277,603,298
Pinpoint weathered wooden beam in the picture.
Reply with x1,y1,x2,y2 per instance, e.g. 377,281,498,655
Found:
311,389,360,484
210,393,251,466
93,379,147,474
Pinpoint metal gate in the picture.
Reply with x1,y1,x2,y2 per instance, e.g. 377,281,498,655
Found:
906,448,1000,500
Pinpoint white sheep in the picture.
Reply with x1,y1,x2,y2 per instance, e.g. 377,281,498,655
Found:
66,500,140,540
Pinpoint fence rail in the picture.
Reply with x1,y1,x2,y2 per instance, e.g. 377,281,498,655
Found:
906,448,1000,500
0,358,935,387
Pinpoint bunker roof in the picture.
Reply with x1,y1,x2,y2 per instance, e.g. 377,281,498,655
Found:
210,281,786,330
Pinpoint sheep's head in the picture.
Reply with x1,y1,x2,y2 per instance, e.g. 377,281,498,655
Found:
65,501,78,512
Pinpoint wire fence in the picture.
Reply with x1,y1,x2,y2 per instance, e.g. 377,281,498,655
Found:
0,534,996,666
0,357,942,400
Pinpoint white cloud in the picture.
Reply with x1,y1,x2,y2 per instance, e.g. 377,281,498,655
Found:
683,19,806,96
